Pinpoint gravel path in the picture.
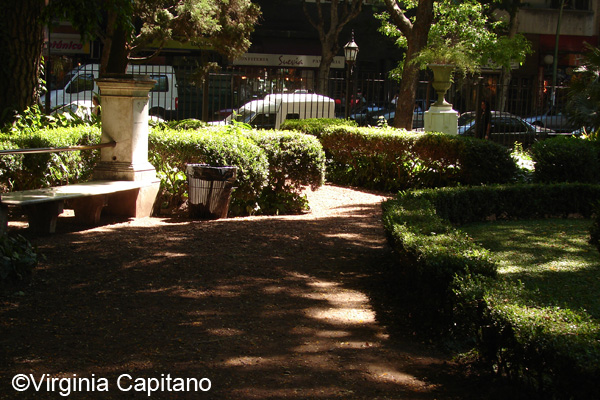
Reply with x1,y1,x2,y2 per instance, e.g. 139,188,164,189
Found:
0,184,487,399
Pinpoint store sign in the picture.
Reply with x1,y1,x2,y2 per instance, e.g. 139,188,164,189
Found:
47,34,90,54
233,53,345,69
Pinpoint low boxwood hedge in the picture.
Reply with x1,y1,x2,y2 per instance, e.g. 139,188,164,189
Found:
280,118,357,137
149,126,269,216
531,136,600,184
382,183,600,399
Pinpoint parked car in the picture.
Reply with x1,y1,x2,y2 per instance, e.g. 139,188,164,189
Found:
366,108,425,129
459,112,553,146
51,100,94,122
349,104,387,126
210,93,335,129
523,107,575,133
43,63,179,120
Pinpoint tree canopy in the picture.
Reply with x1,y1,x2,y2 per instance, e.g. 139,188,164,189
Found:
302,0,364,94
378,0,530,128
50,0,261,73
0,0,260,126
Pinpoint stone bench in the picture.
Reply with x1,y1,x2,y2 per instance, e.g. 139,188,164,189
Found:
0,180,159,234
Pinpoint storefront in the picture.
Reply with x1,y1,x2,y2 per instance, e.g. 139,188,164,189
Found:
230,53,345,97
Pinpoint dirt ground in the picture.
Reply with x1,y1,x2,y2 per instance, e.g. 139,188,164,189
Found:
0,184,507,399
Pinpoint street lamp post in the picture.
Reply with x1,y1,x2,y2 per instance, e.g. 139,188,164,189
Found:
344,31,359,119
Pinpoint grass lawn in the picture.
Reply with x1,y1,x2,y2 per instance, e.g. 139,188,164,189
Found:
461,218,600,320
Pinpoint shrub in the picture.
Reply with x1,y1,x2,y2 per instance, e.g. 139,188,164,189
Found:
320,126,519,191
407,183,600,226
280,118,357,137
531,136,600,183
0,127,101,191
1,104,98,136
0,233,38,286
245,130,325,214
457,278,600,400
149,126,269,216
458,137,519,185
154,118,207,131
382,194,496,326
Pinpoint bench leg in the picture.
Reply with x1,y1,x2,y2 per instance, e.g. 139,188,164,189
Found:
70,195,108,225
24,201,64,234
105,181,160,218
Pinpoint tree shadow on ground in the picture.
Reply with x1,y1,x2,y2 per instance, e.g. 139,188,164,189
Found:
1,200,519,399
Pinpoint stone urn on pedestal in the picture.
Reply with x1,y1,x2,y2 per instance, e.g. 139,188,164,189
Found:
424,63,458,135
429,64,455,107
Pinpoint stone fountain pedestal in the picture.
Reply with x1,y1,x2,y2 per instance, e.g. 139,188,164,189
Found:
93,75,160,217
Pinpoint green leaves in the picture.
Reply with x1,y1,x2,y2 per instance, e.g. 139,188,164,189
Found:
378,0,531,75
0,234,38,284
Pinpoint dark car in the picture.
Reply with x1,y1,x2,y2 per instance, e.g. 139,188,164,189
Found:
365,108,425,129
459,112,554,146
349,104,387,126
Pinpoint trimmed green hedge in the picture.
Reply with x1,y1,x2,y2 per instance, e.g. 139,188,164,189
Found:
382,183,600,399
244,130,325,215
280,118,357,137
405,183,600,225
0,125,325,217
149,127,269,215
382,193,497,324
320,126,517,190
531,136,600,184
0,127,101,191
149,126,326,216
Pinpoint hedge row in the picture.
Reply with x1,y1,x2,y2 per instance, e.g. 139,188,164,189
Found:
313,126,518,190
531,136,600,184
285,119,600,190
0,125,326,217
405,183,600,225
280,117,357,137
382,183,600,399
0,127,101,191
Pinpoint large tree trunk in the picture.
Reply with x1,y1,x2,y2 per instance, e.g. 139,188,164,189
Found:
0,0,45,126
393,0,433,129
103,15,129,75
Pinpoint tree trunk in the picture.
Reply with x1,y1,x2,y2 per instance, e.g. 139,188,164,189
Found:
0,0,45,126
317,48,335,95
104,23,129,75
393,0,433,129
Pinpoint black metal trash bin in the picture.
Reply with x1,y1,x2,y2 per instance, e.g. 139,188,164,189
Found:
186,164,237,219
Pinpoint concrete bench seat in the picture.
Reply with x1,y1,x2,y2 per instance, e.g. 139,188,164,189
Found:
0,180,159,234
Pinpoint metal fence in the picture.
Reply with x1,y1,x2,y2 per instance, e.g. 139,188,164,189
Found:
46,63,576,134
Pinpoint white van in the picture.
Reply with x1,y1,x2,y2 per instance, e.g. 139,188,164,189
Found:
46,64,178,119
218,92,335,129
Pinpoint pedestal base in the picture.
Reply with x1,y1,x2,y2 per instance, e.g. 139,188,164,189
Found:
93,161,157,182
424,105,458,135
